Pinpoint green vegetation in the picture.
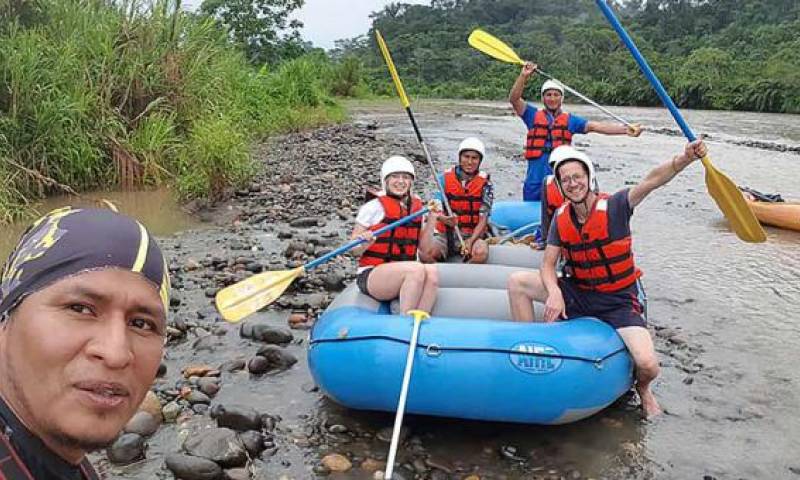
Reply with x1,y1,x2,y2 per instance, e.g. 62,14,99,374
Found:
0,0,348,223
336,0,800,114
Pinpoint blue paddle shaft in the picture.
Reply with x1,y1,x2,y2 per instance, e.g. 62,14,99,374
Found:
304,207,430,271
595,0,696,142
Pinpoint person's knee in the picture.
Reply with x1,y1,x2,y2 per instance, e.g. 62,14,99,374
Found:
635,355,661,382
471,241,488,263
507,271,533,296
419,244,444,263
423,264,439,288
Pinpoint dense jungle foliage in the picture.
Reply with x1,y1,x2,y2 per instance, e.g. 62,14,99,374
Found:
334,0,800,114
0,0,353,222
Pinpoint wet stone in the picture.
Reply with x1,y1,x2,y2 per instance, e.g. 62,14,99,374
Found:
210,404,262,431
184,427,247,468
220,359,247,372
321,453,352,472
124,411,161,437
225,467,250,480
165,453,223,480
328,424,348,434
239,430,266,456
254,345,298,371
162,401,182,423
107,433,145,465
198,377,221,397
240,322,293,345
185,390,211,405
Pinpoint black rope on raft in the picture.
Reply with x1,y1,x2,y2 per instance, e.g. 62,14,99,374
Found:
309,335,627,365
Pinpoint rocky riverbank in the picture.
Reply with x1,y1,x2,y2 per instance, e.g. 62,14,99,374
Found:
91,120,712,480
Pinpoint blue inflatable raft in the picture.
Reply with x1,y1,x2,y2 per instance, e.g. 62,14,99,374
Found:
308,250,633,425
490,201,541,238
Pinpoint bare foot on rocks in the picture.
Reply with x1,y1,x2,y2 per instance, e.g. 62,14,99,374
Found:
640,388,663,419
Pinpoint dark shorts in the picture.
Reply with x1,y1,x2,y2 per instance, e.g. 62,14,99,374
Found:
559,277,647,329
356,268,377,299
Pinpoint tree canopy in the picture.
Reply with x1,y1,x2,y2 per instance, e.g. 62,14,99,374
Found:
336,0,800,113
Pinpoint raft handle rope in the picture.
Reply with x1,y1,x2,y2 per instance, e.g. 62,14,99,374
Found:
310,335,627,366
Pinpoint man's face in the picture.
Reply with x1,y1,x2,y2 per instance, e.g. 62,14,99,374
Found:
542,89,563,111
458,150,482,175
557,160,590,203
0,269,165,461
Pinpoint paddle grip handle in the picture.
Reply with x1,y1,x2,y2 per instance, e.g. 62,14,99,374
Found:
595,0,695,141
304,207,430,271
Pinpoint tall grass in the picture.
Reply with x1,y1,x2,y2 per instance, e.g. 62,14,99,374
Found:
0,0,344,222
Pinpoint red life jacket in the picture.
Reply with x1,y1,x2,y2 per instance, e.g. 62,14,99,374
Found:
555,194,642,293
358,194,423,268
436,168,488,237
525,110,573,159
0,416,100,480
544,175,565,218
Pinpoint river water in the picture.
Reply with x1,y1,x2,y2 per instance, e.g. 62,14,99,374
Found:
347,99,800,479
1,100,798,479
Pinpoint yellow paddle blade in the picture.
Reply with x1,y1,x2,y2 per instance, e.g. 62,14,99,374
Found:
375,30,410,108
215,267,305,323
701,156,766,243
468,29,524,65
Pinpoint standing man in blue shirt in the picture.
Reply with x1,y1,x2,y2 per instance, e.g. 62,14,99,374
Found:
509,62,643,201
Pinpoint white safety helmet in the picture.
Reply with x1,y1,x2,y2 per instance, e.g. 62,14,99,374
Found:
541,79,565,96
380,155,415,190
457,137,485,162
550,145,596,196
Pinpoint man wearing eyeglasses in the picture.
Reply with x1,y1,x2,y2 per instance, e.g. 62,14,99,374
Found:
507,140,707,419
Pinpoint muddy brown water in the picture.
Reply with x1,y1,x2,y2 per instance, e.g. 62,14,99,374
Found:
2,100,799,479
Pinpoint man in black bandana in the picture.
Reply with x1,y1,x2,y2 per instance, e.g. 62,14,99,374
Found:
0,207,170,479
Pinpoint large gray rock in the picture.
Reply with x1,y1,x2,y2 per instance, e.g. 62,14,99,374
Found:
165,453,223,480
184,428,247,468
124,411,160,437
209,404,261,432
239,322,293,345
253,345,298,372
107,433,145,465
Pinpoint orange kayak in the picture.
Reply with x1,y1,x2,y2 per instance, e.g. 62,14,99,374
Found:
744,196,800,232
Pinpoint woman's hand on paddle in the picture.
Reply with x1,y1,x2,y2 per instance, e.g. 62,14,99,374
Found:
543,291,567,322
357,230,375,245
685,139,707,161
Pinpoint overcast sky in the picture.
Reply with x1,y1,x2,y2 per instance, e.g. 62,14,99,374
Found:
294,0,427,49
183,0,429,50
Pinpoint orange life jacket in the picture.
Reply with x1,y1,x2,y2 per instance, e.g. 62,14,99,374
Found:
436,168,488,237
358,194,423,268
544,175,565,218
555,194,642,292
525,110,573,159
0,415,100,480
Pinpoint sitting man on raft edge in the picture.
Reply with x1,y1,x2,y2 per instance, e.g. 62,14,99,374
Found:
0,206,169,479
420,137,494,264
507,140,708,418
350,156,445,315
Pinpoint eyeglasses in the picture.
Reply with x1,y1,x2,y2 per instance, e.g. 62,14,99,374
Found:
559,173,587,185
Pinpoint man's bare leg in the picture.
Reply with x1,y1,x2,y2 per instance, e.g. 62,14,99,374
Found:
507,270,547,322
617,326,662,418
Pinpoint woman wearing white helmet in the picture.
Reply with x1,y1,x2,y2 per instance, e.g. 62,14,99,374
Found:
350,156,443,314
508,139,709,419
421,137,494,264
508,61,643,202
